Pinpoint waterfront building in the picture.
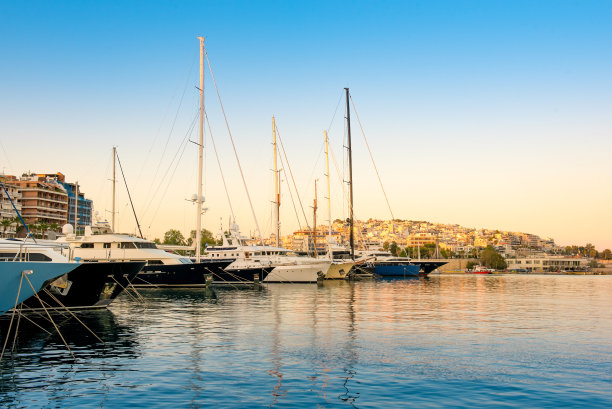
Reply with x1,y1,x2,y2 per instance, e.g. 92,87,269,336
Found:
506,255,587,272
8,172,69,226
0,174,22,237
60,181,93,233
406,233,436,247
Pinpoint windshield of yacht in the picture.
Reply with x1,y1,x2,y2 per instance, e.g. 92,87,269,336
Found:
179,258,192,264
135,242,158,249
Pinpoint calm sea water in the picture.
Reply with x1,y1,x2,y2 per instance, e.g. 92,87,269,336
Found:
1,275,611,408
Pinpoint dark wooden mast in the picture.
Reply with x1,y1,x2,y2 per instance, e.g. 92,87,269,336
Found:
345,87,354,260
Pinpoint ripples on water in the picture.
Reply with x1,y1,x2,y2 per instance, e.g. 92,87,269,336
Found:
1,275,611,408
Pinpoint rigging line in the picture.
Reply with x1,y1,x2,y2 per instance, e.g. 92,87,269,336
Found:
277,153,303,232
328,141,366,248
136,54,198,186
147,129,192,229
115,151,144,238
0,139,13,173
205,111,236,221
141,109,199,219
274,124,310,229
326,90,345,134
142,57,197,207
204,47,264,244
350,95,395,220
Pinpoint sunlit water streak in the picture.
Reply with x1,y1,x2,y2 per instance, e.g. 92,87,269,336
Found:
1,275,611,408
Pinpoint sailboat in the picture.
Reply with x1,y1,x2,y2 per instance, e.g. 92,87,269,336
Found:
321,130,354,279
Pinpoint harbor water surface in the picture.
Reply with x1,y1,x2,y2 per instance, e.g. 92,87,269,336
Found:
1,275,611,408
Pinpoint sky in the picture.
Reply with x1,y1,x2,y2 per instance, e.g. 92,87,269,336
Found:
1,0,611,250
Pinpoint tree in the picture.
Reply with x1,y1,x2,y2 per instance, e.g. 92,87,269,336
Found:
163,229,186,245
479,245,507,270
466,261,476,270
188,229,217,249
1,219,11,235
601,249,612,260
388,241,399,257
585,243,597,258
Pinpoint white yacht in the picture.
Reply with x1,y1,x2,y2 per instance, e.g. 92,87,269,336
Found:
55,224,231,287
204,225,331,283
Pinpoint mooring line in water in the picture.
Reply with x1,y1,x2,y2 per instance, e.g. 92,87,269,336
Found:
1,272,24,361
22,274,75,361
10,302,24,354
42,289,104,345
204,267,241,290
132,275,161,288
111,276,144,304
11,310,52,335
122,276,146,303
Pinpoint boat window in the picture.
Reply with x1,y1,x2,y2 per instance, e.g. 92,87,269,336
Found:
0,252,52,262
120,242,137,249
80,243,94,248
179,258,193,264
147,260,164,265
103,243,111,248
135,242,157,249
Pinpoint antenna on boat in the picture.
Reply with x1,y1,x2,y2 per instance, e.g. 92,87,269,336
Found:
345,87,355,260
195,36,205,262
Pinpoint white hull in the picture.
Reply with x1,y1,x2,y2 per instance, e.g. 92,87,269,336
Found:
264,261,331,283
324,261,354,280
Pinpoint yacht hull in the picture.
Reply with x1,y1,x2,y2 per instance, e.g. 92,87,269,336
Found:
1,262,77,315
325,261,354,280
19,261,145,311
221,265,274,283
264,261,331,283
372,262,421,277
134,260,233,287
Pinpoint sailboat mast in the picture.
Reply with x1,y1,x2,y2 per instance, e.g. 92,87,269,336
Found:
74,181,78,233
325,131,332,260
112,146,116,232
345,87,354,260
313,179,318,259
273,116,280,247
196,36,205,262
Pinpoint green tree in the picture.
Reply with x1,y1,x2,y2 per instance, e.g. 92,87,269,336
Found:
39,222,49,239
163,229,186,245
188,229,217,250
585,243,597,258
479,245,507,270
383,241,390,251
388,241,399,257
1,219,11,236
601,249,612,260
466,261,476,270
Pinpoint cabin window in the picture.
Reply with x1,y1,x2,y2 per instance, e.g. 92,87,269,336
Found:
147,260,164,265
0,252,52,262
80,243,94,248
103,243,111,248
135,242,157,249
120,242,137,249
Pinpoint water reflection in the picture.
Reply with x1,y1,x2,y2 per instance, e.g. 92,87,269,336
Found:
1,276,611,408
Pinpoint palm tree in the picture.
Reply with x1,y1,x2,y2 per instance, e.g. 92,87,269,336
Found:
39,222,49,239
1,219,11,237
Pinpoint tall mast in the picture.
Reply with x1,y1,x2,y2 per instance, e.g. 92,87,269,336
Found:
74,181,78,234
273,116,280,247
112,146,116,232
345,87,354,260
325,131,332,260
196,36,205,262
313,179,318,259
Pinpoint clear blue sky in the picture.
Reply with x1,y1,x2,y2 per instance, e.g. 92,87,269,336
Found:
1,1,611,249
